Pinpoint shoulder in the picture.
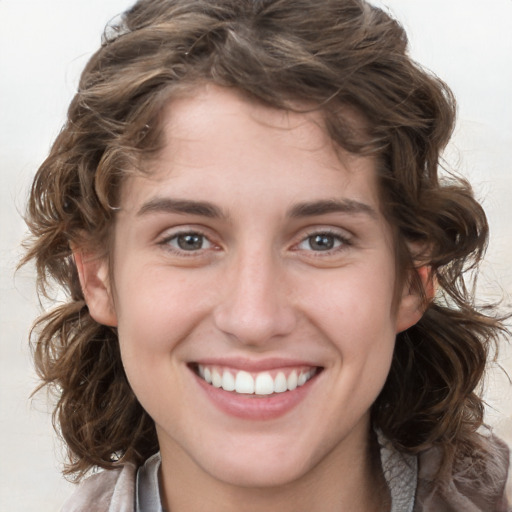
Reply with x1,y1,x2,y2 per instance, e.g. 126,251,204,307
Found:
60,463,137,512
415,435,511,512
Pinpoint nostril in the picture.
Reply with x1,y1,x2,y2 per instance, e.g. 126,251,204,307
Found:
212,303,298,346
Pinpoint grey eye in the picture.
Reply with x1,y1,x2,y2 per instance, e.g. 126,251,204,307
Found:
298,233,343,251
170,233,211,251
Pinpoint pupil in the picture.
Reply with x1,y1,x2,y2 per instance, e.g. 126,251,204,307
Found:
311,234,334,251
178,234,202,250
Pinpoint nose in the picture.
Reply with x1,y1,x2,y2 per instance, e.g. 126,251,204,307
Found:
213,250,297,347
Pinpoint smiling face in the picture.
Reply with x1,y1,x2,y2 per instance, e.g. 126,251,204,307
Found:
79,85,423,499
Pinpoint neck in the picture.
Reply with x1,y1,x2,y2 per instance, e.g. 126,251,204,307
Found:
158,427,390,512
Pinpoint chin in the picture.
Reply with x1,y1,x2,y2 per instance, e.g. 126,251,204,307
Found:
204,456,310,489
185,433,314,489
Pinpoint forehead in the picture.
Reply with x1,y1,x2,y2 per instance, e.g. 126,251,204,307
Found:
120,84,382,216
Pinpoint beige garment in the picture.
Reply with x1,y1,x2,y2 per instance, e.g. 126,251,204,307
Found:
61,463,135,512
414,436,511,512
60,436,511,512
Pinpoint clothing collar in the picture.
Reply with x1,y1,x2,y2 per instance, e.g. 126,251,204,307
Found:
135,436,417,512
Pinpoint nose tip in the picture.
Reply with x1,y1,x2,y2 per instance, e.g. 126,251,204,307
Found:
214,304,297,347
213,259,297,346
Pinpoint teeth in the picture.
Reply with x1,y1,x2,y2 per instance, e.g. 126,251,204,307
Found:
274,372,287,393
222,370,235,391
212,369,222,388
197,365,317,395
255,373,274,395
235,371,254,394
287,370,298,391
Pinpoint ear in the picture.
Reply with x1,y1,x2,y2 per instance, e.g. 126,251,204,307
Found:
395,266,436,333
74,250,118,327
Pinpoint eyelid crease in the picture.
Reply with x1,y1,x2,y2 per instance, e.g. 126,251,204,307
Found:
157,227,220,256
157,224,216,241
292,227,354,253
155,224,356,261
298,226,354,240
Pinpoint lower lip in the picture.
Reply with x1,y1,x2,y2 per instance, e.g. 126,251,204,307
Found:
193,371,318,420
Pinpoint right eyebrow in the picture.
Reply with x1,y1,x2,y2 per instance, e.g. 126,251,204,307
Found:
136,197,227,219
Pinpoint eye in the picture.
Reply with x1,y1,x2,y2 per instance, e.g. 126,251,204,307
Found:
297,232,347,252
165,232,212,252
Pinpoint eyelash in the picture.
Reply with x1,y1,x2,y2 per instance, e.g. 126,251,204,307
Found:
294,229,352,255
158,228,352,257
158,230,217,256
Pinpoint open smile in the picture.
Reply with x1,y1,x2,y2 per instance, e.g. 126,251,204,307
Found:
189,360,324,420
193,364,320,396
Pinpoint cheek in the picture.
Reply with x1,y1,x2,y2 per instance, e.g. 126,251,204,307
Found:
113,267,210,368
303,263,397,339
299,263,397,390
112,269,201,422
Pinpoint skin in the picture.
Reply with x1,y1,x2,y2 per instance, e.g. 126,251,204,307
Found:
77,85,424,512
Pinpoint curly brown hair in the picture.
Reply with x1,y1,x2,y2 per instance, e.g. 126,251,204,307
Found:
23,0,508,481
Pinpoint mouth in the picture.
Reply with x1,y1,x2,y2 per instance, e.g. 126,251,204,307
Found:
190,364,321,396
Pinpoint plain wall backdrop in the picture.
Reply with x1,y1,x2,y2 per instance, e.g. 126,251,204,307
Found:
1,0,511,509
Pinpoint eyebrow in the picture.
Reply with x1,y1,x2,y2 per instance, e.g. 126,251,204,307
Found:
136,197,377,220
137,197,226,219
288,199,378,219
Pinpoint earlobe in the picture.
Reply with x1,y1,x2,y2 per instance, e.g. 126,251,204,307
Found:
395,266,436,333
74,250,118,327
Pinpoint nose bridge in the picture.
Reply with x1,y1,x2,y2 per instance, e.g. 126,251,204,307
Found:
213,243,296,345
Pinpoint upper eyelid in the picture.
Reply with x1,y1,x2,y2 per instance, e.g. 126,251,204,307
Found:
157,231,220,259
155,225,354,247
157,227,219,250
288,230,353,255
157,225,216,240
296,226,353,241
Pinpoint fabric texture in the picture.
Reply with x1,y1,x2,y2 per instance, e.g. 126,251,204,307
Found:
414,436,511,512
60,462,135,512
61,435,511,512
136,453,164,512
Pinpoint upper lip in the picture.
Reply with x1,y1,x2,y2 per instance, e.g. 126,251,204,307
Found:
189,356,322,372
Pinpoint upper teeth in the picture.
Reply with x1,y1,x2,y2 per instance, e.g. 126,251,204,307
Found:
197,365,316,395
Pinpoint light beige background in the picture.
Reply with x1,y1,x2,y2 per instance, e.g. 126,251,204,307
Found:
1,0,511,509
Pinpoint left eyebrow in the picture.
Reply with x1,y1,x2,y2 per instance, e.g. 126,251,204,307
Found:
288,199,378,219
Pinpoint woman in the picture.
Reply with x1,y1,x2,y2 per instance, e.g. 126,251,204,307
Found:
23,0,511,510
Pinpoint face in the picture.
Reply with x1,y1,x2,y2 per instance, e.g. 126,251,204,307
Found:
82,85,422,489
